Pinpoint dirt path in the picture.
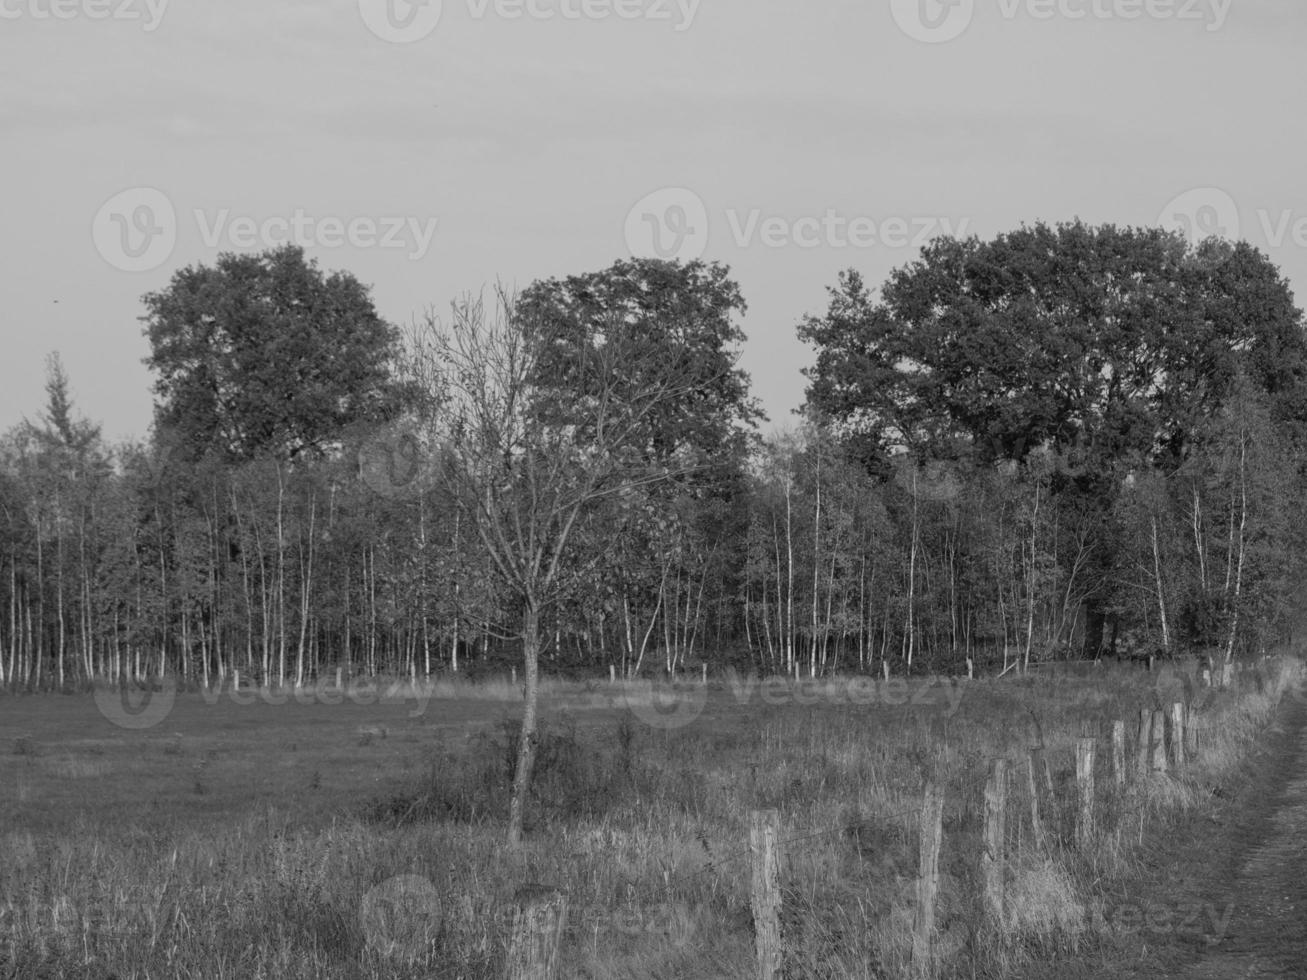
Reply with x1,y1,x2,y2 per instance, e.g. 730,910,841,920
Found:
1025,692,1307,979
1174,692,1307,980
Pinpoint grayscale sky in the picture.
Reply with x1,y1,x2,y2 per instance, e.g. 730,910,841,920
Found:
3,0,1304,443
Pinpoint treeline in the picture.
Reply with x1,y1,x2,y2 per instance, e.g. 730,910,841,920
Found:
3,223,1306,689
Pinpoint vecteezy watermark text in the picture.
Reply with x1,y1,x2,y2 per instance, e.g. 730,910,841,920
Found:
891,0,1231,44
94,676,431,729
0,0,169,31
193,210,437,258
1089,900,1234,941
625,188,970,262
93,187,438,272
357,0,699,43
624,668,966,729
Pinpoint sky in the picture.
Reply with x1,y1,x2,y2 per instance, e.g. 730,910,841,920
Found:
3,0,1306,446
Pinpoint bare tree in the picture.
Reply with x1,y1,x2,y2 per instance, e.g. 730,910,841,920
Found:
416,286,702,845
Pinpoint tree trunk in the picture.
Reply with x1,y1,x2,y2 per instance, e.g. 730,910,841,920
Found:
1083,601,1106,660
1151,514,1171,654
1224,430,1249,671
507,599,541,846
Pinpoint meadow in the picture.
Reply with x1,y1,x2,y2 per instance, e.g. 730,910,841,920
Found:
1,654,1300,979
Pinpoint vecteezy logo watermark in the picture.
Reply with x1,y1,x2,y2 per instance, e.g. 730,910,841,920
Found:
622,678,709,730
625,188,711,262
1158,186,1240,251
94,676,178,730
360,875,442,962
894,457,964,502
1160,187,1307,267
625,189,970,262
357,421,439,500
358,0,443,43
891,0,1232,43
890,0,975,43
92,187,177,273
0,0,170,31
93,188,439,272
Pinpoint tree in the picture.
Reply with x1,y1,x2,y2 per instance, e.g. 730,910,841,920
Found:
516,257,763,480
514,258,762,679
142,245,411,463
416,285,720,844
799,221,1307,656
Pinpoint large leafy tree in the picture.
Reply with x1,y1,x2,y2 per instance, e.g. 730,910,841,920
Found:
513,259,762,678
142,245,411,462
799,221,1307,656
516,257,763,482
800,222,1305,481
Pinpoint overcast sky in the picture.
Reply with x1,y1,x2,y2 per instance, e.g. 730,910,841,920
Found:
3,0,1305,444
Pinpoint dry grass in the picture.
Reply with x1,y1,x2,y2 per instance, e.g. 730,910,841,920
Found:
0,654,1300,978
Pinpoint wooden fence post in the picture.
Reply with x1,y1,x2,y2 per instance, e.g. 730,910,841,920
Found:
505,885,568,980
1170,702,1186,769
750,809,782,980
1150,710,1168,773
1076,738,1095,847
1186,704,1199,758
1136,708,1150,777
1026,751,1045,846
1111,720,1125,790
912,784,944,979
983,760,1007,920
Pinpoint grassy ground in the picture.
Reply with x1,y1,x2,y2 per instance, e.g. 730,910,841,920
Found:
1,657,1299,979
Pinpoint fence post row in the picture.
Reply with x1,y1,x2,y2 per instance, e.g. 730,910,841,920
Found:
738,674,1228,979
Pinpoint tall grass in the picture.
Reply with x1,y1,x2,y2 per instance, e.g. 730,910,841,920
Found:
1,654,1299,978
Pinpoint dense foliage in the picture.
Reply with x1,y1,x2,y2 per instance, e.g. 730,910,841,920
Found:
2,227,1305,690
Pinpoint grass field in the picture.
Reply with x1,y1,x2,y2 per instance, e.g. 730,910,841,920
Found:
1,657,1300,979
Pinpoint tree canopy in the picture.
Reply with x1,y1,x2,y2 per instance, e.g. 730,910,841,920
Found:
799,221,1307,484
142,245,411,462
516,257,763,483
